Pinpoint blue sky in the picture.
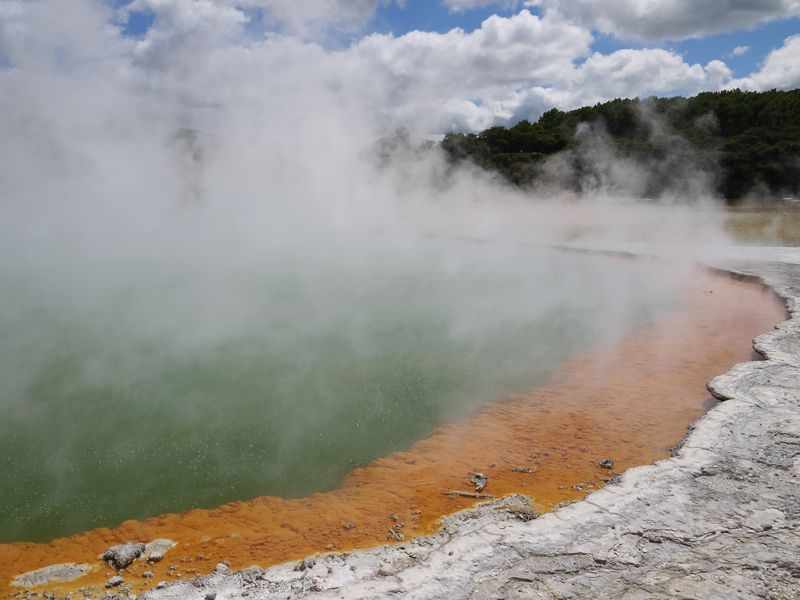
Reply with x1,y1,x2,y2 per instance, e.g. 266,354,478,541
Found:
667,16,800,76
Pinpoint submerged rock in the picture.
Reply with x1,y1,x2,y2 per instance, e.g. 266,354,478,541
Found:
598,458,615,469
387,524,405,542
102,542,145,570
469,472,488,492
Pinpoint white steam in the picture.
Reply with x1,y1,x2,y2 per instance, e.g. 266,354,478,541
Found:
0,0,753,542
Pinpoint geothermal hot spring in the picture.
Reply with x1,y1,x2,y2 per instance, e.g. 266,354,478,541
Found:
0,237,688,543
0,224,787,595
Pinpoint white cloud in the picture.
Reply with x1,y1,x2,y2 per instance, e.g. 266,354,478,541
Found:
730,45,750,57
3,0,792,140
243,0,397,34
343,9,592,130
352,10,590,90
1,0,129,70
76,6,592,132
525,0,800,42
730,34,800,90
122,0,400,40
124,0,249,71
543,50,733,108
443,0,520,11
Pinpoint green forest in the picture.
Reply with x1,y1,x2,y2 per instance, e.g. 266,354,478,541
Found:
439,89,800,201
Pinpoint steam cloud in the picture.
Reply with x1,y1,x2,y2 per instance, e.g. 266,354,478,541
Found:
0,0,753,542
0,1,750,266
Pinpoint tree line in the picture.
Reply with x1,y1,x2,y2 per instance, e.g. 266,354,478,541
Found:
439,89,800,201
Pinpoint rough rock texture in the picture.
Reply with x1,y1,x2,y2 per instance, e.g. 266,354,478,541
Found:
11,564,92,587
140,251,800,600
143,539,176,564
102,542,146,571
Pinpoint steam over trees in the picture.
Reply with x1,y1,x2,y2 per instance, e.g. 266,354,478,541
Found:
440,89,800,201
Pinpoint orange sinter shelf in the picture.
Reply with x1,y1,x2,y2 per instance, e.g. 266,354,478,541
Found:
0,265,788,598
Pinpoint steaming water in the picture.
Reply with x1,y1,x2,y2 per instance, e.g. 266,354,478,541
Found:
0,237,677,543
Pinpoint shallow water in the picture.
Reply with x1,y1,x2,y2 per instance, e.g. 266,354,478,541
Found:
0,239,677,544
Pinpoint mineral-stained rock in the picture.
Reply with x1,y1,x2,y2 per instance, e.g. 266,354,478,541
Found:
143,539,176,564
106,576,124,587
12,563,92,587
102,542,145,570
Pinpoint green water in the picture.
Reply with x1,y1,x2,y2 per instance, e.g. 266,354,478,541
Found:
0,239,676,543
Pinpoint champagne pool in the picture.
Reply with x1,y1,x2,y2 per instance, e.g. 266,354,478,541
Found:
0,237,681,544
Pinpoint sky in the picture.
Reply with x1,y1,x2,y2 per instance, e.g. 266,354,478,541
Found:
2,0,800,133
351,1,799,79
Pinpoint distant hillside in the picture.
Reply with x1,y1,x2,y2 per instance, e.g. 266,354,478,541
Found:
439,89,800,201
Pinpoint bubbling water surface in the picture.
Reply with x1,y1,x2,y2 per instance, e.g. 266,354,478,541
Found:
0,240,675,543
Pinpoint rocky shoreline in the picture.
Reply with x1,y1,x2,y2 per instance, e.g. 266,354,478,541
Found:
12,249,800,600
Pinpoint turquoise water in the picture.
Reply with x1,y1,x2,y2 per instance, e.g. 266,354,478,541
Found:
0,239,676,543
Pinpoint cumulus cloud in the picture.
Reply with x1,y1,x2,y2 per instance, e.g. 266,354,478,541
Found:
348,10,591,130
730,45,750,57
730,34,800,90
526,0,800,42
2,0,795,138
539,50,733,109
1,0,129,70
122,0,400,39
443,0,520,11
244,0,398,35
124,0,249,72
